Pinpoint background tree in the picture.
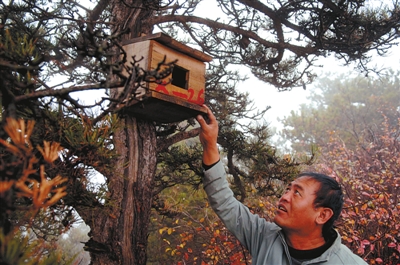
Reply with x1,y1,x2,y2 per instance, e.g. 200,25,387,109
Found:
1,0,400,264
279,71,400,152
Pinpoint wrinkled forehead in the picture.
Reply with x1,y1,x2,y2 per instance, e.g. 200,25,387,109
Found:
292,176,321,193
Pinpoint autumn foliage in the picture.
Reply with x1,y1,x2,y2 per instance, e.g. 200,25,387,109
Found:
310,116,400,265
0,118,68,264
159,217,250,265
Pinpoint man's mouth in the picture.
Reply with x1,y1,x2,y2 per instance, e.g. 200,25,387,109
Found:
278,205,287,212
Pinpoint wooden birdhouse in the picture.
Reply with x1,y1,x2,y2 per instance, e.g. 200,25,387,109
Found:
120,33,212,123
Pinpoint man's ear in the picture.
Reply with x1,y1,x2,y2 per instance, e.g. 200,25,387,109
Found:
316,208,334,225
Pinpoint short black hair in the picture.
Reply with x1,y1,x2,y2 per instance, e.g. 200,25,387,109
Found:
298,172,344,239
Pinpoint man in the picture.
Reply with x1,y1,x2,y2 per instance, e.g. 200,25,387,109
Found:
196,105,367,265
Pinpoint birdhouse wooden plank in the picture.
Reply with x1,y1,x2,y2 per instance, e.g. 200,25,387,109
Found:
120,33,212,123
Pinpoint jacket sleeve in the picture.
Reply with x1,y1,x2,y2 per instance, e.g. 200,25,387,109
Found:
203,160,271,254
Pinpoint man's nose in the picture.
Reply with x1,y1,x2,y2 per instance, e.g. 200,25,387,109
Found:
280,190,291,202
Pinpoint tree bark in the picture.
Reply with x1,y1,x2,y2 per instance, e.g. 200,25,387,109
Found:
80,1,157,264
82,116,156,265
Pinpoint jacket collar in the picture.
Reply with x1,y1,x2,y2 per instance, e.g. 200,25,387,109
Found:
276,228,342,264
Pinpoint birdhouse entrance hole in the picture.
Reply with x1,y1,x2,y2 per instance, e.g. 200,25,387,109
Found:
171,65,189,90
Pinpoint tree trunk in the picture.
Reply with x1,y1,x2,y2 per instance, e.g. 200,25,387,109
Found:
83,116,156,265
78,1,157,264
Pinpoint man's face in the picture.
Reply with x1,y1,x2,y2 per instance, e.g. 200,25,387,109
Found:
273,176,322,235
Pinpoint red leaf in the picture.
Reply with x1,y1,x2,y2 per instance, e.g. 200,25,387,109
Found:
361,239,370,246
357,246,365,255
388,242,396,248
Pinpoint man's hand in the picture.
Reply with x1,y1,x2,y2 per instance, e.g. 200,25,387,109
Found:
196,105,220,166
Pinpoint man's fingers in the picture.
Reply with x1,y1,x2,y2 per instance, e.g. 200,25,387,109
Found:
202,105,217,124
196,114,206,127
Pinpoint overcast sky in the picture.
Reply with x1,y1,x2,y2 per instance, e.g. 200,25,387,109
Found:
238,44,400,131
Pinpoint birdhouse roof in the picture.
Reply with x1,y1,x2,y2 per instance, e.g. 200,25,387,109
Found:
122,33,213,63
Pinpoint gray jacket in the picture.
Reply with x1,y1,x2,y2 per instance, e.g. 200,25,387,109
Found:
203,161,367,265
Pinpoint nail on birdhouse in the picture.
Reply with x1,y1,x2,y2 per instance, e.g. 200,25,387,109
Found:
120,33,212,123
